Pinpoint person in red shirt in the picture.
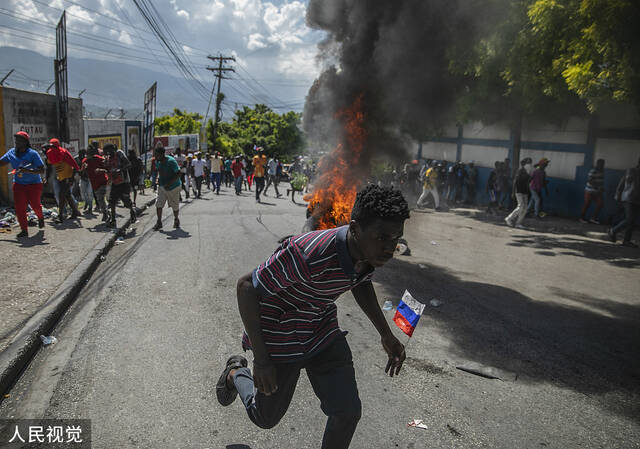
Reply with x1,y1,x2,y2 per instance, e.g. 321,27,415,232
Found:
44,138,80,223
231,156,243,195
82,144,109,222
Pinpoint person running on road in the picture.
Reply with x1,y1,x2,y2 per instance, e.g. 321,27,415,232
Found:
191,152,206,199
580,158,605,224
263,156,282,197
83,145,109,222
0,131,45,238
416,160,439,210
252,147,267,203
103,144,136,228
608,157,640,247
153,146,181,231
216,184,410,449
505,158,532,229
232,156,243,195
44,138,81,223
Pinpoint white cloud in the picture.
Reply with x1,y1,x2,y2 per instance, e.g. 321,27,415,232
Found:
247,33,267,50
177,9,190,19
276,46,318,79
203,0,225,22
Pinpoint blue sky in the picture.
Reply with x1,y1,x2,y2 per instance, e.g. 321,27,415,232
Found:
0,0,326,113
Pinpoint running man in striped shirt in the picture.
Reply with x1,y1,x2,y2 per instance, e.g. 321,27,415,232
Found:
216,185,410,449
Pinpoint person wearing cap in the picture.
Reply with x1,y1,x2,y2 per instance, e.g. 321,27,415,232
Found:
527,158,550,219
153,146,181,230
44,138,81,223
0,131,46,238
103,143,136,228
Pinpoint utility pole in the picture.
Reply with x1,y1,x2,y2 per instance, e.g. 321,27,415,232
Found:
206,54,235,153
0,69,14,86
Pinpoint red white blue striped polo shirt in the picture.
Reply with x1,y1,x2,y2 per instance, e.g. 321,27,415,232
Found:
248,225,374,362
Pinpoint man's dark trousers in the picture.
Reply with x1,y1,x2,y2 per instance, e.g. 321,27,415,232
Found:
255,176,265,201
612,202,639,243
233,335,361,449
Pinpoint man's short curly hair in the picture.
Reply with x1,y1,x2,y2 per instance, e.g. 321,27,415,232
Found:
351,184,410,227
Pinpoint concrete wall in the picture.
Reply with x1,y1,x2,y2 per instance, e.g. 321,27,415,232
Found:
84,119,142,154
419,104,640,220
0,86,83,204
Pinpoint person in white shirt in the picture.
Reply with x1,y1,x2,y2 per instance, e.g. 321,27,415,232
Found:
191,152,206,198
174,148,189,199
263,157,281,197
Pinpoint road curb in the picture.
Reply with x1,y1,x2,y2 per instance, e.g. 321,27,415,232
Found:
0,197,156,399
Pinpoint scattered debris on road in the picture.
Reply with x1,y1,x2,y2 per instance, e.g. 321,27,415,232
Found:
382,300,393,311
431,241,438,245
395,238,411,255
407,419,428,430
39,335,58,346
115,237,125,245
447,424,462,437
456,362,517,381
429,298,443,307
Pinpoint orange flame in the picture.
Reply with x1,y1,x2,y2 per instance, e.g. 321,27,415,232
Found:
304,95,367,229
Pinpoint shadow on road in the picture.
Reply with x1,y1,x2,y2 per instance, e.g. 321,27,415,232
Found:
0,230,49,247
507,233,640,268
226,445,252,449
161,228,191,240
375,257,640,421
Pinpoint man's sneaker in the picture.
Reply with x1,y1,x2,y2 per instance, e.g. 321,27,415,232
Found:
622,241,638,248
589,219,601,225
38,218,45,229
173,218,180,229
578,218,588,224
17,229,28,238
216,355,248,406
607,228,616,243
152,221,163,231
504,217,515,228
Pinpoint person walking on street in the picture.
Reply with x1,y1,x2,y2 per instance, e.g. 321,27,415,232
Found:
191,152,206,198
252,148,267,203
416,160,439,210
210,152,223,194
580,158,606,224
76,149,94,214
527,158,549,219
224,156,233,188
153,146,181,230
216,185,410,449
486,162,500,215
465,161,477,205
232,156,243,195
103,144,136,228
127,150,144,208
608,158,640,247
0,131,45,238
83,145,109,222
44,138,81,223
175,148,189,199
505,158,532,229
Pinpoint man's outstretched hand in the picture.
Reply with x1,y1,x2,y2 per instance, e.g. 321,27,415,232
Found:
382,333,406,377
253,360,278,396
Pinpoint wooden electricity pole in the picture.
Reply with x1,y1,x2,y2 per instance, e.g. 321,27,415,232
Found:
206,55,235,153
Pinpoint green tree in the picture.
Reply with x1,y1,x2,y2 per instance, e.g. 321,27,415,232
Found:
207,104,304,159
154,108,204,135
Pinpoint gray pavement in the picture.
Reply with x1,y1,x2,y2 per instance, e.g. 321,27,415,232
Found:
1,186,639,449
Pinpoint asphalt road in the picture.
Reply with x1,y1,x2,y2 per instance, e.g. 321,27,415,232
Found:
1,186,639,449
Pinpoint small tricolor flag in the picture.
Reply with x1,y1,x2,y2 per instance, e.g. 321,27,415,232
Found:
393,290,425,337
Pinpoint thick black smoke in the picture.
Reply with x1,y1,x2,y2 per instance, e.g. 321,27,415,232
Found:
304,0,491,160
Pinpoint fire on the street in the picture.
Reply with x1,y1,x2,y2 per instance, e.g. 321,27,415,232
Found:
304,95,367,230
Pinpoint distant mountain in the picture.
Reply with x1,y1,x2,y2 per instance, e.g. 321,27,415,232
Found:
0,46,211,114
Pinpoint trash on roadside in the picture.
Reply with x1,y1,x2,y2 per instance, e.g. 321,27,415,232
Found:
395,238,411,256
100,255,106,261
3,394,9,398
456,362,517,381
431,241,438,246
40,335,58,346
429,298,443,307
418,264,427,269
407,419,428,430
382,300,393,311
115,237,125,245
